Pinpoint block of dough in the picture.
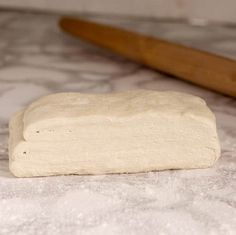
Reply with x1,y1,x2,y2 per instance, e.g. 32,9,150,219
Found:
9,90,220,177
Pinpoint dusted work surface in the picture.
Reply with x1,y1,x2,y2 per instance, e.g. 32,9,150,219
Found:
0,10,236,235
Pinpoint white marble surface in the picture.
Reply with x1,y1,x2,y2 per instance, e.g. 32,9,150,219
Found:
0,10,236,235
1,0,236,23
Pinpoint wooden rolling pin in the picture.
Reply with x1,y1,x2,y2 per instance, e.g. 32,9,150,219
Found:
59,17,236,97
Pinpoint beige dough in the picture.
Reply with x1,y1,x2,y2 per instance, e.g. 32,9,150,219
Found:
9,90,220,177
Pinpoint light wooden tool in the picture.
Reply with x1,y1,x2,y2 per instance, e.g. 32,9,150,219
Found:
60,17,236,97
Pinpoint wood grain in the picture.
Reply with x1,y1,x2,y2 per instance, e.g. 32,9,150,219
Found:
59,17,236,97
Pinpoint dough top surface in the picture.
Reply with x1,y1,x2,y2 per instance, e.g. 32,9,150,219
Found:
23,90,214,124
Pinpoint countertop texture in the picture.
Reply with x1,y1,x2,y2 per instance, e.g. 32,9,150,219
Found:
0,10,235,235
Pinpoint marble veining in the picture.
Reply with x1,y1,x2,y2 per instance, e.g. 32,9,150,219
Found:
0,10,235,235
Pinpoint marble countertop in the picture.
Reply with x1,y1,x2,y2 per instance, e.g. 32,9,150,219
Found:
0,10,235,235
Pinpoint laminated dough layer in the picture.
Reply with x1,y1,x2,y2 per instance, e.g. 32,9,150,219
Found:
9,90,220,177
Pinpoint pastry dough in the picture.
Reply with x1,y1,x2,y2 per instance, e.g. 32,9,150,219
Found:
9,90,220,177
